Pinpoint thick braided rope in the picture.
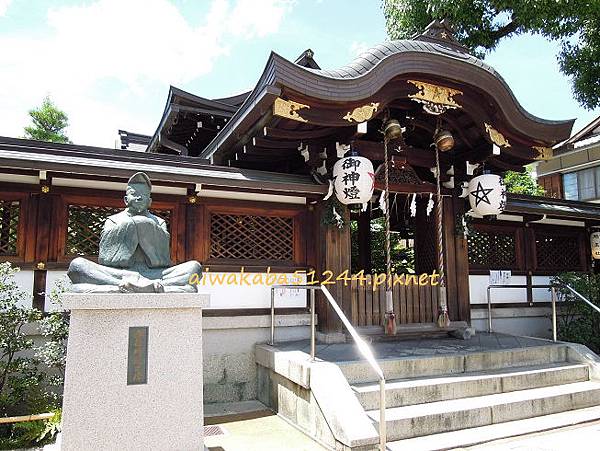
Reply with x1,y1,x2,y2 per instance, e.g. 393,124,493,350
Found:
435,146,446,288
383,137,392,294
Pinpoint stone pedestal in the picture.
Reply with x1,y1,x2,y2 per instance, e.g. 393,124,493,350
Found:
61,293,209,451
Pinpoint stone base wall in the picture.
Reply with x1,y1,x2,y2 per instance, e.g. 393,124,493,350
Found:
25,313,312,405
186,314,312,404
471,306,554,338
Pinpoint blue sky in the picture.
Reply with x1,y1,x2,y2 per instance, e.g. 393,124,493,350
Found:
0,0,597,148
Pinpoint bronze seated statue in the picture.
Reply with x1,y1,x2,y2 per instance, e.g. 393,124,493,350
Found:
67,172,201,293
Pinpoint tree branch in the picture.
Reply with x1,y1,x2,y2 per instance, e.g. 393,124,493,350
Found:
490,19,520,41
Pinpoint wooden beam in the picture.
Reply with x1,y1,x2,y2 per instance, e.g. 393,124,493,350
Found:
159,135,188,156
263,126,348,140
352,139,450,168
251,136,300,149
486,156,525,172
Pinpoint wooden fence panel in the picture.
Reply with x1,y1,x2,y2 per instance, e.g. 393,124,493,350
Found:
347,274,437,326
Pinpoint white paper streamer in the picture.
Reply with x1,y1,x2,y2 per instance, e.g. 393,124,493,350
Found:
410,193,417,217
378,190,386,211
323,180,334,200
427,193,434,216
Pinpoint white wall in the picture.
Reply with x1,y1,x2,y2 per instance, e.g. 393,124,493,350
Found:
13,268,34,309
10,267,306,311
199,272,307,309
45,270,69,311
469,274,553,304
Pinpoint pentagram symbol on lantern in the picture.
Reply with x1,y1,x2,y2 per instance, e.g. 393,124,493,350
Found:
470,181,494,207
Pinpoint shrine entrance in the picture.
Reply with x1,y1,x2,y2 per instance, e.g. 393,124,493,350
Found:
346,161,448,329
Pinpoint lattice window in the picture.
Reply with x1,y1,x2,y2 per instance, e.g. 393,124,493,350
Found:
535,233,581,270
0,200,20,256
468,228,517,268
416,214,437,274
65,205,171,256
209,213,294,261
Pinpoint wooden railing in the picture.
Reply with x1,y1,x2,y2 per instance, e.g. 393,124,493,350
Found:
336,275,439,327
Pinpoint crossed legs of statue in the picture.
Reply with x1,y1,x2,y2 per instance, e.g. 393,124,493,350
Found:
68,257,202,293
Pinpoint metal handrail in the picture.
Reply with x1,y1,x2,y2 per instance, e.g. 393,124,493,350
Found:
487,281,600,343
270,284,386,451
561,283,600,314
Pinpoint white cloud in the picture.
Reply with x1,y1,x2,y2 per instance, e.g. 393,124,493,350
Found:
0,0,11,17
0,0,292,146
349,41,370,57
228,0,295,38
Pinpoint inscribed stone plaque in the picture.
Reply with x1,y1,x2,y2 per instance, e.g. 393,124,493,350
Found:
127,327,148,385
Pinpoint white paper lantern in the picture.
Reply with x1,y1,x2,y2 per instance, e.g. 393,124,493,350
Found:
591,231,600,260
333,155,374,206
468,174,506,216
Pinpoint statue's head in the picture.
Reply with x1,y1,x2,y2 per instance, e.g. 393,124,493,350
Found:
124,172,152,215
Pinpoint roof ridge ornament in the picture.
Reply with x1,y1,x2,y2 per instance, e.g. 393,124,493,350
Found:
532,145,553,160
407,80,462,115
273,97,310,123
343,102,380,123
294,48,321,70
484,123,511,148
415,19,468,52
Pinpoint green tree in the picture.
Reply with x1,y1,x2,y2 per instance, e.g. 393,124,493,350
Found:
23,97,70,144
350,217,415,274
382,0,600,109
552,272,600,354
503,169,545,196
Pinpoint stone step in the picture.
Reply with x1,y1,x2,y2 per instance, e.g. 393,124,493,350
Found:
367,380,600,441
339,344,567,384
386,405,600,451
353,363,589,410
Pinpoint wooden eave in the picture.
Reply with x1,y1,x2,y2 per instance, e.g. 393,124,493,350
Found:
505,193,600,221
147,86,250,154
199,40,574,169
0,137,326,196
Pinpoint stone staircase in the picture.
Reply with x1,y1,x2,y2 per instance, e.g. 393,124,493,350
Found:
337,343,600,449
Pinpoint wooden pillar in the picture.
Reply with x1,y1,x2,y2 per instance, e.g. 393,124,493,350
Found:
451,194,471,323
357,204,371,273
316,203,351,333
32,269,47,311
185,190,204,262
33,191,54,265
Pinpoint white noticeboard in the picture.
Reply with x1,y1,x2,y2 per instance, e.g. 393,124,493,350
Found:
489,270,512,285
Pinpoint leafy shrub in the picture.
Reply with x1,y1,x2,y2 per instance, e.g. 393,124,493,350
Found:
0,263,42,416
0,263,67,447
552,272,600,354
36,278,69,407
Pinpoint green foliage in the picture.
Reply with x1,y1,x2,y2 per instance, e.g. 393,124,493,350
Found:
23,96,70,144
351,216,415,274
503,170,545,196
382,0,600,109
0,264,66,447
0,263,42,416
552,272,600,354
0,410,61,450
321,196,348,229
36,278,69,401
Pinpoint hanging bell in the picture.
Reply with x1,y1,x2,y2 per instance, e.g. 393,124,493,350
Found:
434,129,455,151
384,119,403,141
